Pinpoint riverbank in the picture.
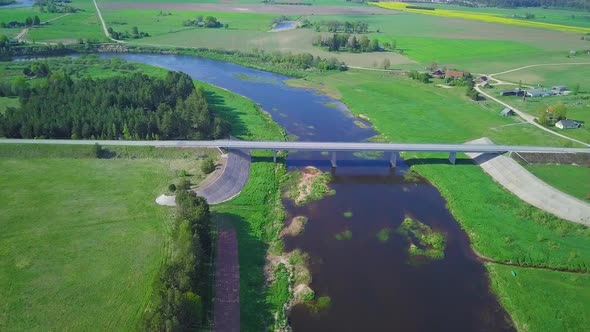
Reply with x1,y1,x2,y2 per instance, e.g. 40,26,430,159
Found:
286,70,590,330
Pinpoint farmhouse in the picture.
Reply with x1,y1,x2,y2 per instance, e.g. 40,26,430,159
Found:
551,85,568,92
445,70,469,79
432,69,445,78
500,108,515,116
526,88,552,97
555,119,581,129
500,88,525,97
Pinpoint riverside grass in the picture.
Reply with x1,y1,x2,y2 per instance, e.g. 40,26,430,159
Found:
371,2,590,34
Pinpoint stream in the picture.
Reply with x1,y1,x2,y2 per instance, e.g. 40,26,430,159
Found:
100,53,514,331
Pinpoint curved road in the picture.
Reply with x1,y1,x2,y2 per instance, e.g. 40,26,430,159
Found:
467,138,590,226
195,149,251,204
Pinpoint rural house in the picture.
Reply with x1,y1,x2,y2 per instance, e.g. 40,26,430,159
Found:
432,69,445,78
500,108,515,116
526,88,552,97
551,85,568,92
500,88,525,97
555,119,581,129
445,70,469,79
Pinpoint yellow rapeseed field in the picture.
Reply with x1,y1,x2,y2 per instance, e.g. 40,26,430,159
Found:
371,2,590,34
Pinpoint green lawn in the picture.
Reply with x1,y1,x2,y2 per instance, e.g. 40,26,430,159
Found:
0,155,172,330
526,164,590,202
488,264,590,332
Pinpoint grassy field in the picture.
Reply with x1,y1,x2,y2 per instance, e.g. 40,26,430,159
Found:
371,2,590,33
487,264,590,332
0,145,216,330
526,164,590,201
495,64,590,86
288,68,590,330
498,93,590,144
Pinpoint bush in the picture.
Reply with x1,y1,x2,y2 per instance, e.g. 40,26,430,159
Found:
93,143,102,158
168,184,177,192
201,157,216,174
178,178,191,190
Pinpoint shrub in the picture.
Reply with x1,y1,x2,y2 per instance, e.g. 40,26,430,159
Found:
168,184,177,192
178,178,191,190
201,157,216,174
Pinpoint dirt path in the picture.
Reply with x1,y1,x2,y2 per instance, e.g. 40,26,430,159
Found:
214,228,240,332
15,13,72,43
466,137,590,226
93,0,124,43
490,62,590,77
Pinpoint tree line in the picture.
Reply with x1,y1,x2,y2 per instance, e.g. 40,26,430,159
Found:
0,68,231,140
143,188,214,330
1,15,41,28
313,20,370,33
36,0,78,13
108,26,150,40
452,0,590,10
183,16,226,28
312,33,382,53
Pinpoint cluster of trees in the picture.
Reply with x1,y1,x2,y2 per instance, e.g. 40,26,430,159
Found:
226,48,347,71
539,103,567,125
408,70,432,83
1,15,41,28
0,0,17,6
459,0,590,10
143,189,213,330
22,62,50,77
108,26,150,40
183,16,225,28
313,20,370,33
36,0,78,13
0,69,231,140
312,33,382,53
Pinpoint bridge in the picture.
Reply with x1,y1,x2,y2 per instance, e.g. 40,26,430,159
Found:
1,139,588,167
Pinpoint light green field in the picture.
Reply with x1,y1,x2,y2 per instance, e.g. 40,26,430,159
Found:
499,93,590,144
495,64,590,86
0,152,191,330
27,11,106,42
488,264,590,332
526,164,590,201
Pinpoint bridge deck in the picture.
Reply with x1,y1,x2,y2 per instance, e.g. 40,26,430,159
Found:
0,139,588,154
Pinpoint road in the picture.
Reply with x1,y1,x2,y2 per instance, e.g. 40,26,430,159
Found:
1,138,589,154
467,138,590,226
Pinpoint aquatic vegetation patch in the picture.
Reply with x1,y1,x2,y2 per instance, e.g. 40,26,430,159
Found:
343,211,353,218
334,229,353,240
397,216,446,261
281,216,309,237
376,227,392,243
306,296,332,315
285,166,335,205
371,2,590,33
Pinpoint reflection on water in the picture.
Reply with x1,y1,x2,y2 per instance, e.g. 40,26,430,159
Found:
100,53,513,331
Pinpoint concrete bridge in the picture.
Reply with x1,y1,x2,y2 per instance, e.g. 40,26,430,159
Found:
1,139,588,167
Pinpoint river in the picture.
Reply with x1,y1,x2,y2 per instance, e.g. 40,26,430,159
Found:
100,53,513,331
0,0,34,9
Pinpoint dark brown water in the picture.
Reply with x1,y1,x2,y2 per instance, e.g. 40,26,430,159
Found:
97,54,514,331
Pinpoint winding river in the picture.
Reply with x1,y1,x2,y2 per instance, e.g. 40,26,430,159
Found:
100,53,513,331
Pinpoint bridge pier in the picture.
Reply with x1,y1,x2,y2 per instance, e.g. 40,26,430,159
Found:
273,150,277,163
449,152,457,165
390,151,399,168
331,151,337,168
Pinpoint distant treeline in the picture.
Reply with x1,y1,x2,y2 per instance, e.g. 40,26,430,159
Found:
1,16,41,28
36,0,78,13
0,69,231,140
143,189,214,330
0,0,16,6
108,26,150,40
182,15,225,28
314,20,370,33
455,0,590,10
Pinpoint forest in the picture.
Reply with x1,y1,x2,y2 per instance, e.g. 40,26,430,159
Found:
0,67,231,140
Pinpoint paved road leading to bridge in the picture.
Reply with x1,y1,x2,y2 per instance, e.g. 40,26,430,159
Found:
1,139,588,154
467,138,590,226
